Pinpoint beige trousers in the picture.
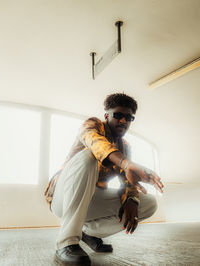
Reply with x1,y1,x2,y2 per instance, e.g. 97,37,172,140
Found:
51,150,158,250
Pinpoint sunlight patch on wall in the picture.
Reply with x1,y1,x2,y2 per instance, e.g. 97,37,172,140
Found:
49,114,83,178
0,105,40,184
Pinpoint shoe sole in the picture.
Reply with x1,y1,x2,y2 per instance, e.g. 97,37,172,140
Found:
54,254,91,266
87,246,113,253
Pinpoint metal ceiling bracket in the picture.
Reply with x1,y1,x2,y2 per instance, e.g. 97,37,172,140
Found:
90,21,123,80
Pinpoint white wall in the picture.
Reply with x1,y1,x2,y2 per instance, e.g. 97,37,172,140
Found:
0,184,60,228
163,183,200,222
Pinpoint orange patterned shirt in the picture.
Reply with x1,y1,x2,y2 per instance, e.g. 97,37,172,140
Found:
44,117,138,209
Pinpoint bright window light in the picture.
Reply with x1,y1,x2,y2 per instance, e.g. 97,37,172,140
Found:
49,114,83,178
125,133,156,171
0,105,41,184
108,133,159,195
108,176,121,189
126,133,159,194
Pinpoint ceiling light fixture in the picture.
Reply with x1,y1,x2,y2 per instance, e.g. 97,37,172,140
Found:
149,57,200,89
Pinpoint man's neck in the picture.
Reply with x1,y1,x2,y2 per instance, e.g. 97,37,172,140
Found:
105,121,122,143
108,124,121,142
113,134,120,143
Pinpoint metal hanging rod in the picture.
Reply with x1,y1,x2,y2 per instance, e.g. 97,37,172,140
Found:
90,21,123,80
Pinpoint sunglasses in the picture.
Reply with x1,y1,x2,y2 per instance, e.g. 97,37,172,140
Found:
112,112,135,122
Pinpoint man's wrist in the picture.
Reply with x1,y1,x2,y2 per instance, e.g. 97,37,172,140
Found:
121,158,131,170
127,196,140,205
119,156,126,168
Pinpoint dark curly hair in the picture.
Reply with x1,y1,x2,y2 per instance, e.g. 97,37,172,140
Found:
104,93,138,114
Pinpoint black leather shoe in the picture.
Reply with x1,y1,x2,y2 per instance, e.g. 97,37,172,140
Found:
82,232,113,253
54,244,91,266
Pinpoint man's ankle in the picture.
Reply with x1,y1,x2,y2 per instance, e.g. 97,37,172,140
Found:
82,232,113,253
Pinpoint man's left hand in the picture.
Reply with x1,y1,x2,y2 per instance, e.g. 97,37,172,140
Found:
118,199,138,234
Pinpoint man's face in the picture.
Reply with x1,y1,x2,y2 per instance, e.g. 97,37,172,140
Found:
104,106,135,139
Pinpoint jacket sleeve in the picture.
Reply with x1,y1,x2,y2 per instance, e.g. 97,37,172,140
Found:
79,117,119,163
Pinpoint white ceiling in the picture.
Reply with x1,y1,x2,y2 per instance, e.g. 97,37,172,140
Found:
0,0,200,183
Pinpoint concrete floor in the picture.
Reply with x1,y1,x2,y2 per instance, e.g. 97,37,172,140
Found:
0,222,200,266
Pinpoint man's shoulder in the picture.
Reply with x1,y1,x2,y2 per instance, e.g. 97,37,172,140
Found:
82,117,105,133
83,117,104,127
84,117,103,124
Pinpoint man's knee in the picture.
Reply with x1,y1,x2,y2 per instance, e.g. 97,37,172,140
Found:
68,149,97,178
80,150,97,166
71,149,98,187
139,193,158,220
146,195,158,217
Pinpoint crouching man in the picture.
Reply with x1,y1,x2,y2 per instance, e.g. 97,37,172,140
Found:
44,93,164,266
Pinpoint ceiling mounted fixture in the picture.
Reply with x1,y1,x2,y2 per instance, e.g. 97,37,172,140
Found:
90,21,123,80
149,57,200,89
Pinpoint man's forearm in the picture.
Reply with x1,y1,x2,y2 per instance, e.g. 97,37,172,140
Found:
108,151,164,194
107,151,126,168
108,151,140,202
108,151,147,184
107,151,133,172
